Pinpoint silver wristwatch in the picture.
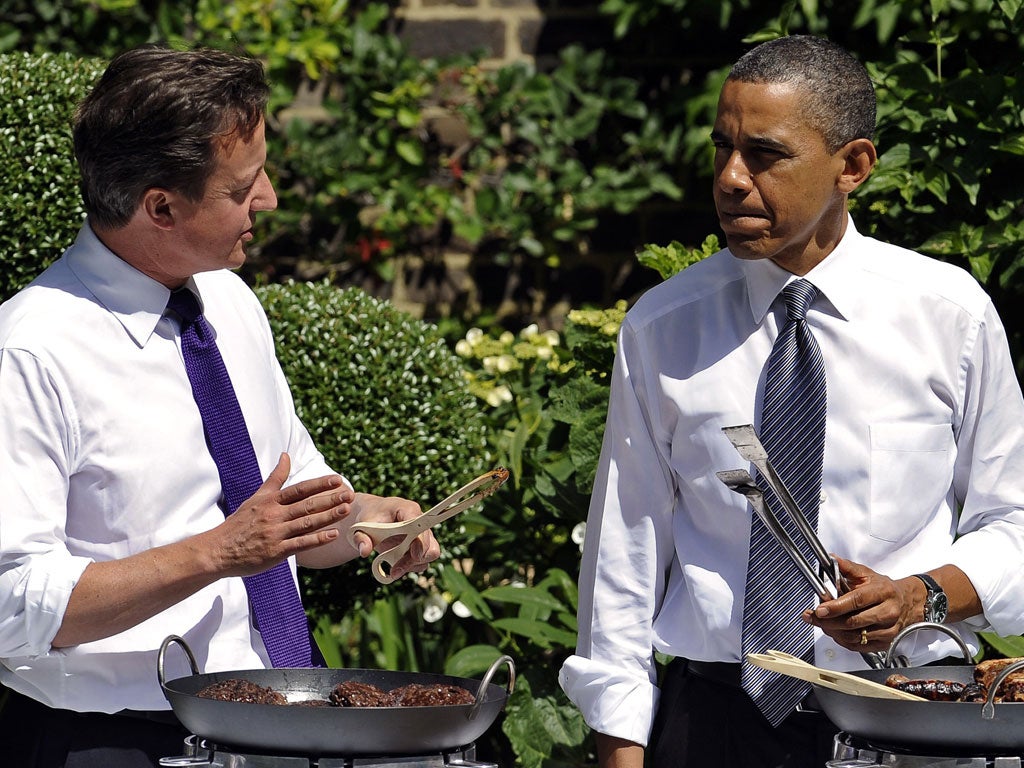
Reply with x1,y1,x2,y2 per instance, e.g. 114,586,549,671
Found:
913,573,948,624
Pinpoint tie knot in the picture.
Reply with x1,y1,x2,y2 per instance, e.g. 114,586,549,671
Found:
781,279,818,321
167,288,201,325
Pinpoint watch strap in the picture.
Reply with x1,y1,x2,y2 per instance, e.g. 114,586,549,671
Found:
913,573,942,594
913,573,947,622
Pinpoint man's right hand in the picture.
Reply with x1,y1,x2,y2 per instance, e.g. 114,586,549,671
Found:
52,452,350,648
209,452,352,577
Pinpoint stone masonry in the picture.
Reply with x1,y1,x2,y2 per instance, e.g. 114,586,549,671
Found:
394,0,611,68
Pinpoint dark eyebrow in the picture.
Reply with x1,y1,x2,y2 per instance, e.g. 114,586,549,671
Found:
710,130,791,154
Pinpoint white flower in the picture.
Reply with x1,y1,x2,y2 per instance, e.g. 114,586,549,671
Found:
521,323,539,339
572,522,587,550
496,354,516,373
536,346,552,360
484,385,513,407
466,327,484,345
423,593,448,623
452,601,472,618
542,330,560,347
499,331,515,345
455,339,473,357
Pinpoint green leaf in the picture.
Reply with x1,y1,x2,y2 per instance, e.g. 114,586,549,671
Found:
395,137,424,165
440,566,495,621
482,584,567,611
980,633,1024,658
444,644,506,677
491,617,579,647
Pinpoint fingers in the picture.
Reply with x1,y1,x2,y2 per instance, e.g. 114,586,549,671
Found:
348,493,442,580
388,531,441,579
220,457,355,574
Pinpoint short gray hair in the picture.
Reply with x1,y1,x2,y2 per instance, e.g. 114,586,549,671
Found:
728,35,876,152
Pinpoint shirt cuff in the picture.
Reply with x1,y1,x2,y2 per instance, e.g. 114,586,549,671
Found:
558,654,659,746
0,551,92,657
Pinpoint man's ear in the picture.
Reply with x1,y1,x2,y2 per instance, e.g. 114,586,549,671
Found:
837,138,877,194
140,188,176,230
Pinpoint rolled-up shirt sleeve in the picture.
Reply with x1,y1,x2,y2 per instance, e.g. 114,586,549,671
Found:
948,301,1024,635
0,347,87,657
558,319,676,746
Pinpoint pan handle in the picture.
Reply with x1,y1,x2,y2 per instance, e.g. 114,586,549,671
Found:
468,654,516,722
982,657,1024,720
884,621,974,669
158,634,201,690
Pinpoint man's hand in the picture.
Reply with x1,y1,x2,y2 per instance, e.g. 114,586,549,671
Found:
347,493,441,580
210,453,352,577
801,557,915,651
53,452,351,648
298,491,442,576
802,557,982,652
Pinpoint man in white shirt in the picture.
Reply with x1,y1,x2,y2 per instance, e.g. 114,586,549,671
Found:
559,35,1024,768
0,46,439,766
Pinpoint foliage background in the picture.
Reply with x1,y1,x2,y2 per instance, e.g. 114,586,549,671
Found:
4,1,1024,766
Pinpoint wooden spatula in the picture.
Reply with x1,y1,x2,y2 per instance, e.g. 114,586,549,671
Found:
746,650,925,701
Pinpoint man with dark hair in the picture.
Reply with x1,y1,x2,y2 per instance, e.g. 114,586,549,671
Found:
0,45,439,767
559,35,1024,768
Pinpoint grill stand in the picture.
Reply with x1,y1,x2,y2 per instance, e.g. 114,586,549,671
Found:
828,732,1024,767
160,735,499,768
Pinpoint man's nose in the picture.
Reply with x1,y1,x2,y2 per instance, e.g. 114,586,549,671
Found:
253,169,278,212
717,151,752,193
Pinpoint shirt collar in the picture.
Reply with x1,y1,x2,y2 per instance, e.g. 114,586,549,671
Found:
64,223,194,348
738,215,862,324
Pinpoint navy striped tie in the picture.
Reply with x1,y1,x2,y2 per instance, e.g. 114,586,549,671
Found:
740,279,827,726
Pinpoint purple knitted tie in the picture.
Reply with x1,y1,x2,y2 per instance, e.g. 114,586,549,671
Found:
168,288,316,668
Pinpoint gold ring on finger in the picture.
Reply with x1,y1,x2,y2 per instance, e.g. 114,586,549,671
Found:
860,629,869,646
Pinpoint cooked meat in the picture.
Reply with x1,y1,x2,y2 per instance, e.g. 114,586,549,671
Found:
990,672,1024,702
884,673,972,702
975,657,1024,690
196,678,287,705
958,682,987,702
391,682,476,707
328,680,395,707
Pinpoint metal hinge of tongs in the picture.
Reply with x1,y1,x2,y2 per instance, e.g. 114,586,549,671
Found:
717,424,887,670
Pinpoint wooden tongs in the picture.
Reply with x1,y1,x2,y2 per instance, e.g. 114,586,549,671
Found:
717,424,887,670
348,467,510,584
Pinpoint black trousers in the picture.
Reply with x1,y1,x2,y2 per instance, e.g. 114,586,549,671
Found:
0,688,190,768
648,658,839,768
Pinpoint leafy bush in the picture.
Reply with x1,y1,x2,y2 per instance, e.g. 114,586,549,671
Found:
434,309,629,767
0,52,103,302
254,280,491,619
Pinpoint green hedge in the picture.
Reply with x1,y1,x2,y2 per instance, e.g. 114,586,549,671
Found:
0,52,103,302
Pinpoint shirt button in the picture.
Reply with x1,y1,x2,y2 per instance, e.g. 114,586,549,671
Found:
825,649,836,660
819,491,827,504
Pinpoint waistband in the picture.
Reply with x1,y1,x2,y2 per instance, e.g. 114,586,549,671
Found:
683,659,822,713
685,659,742,688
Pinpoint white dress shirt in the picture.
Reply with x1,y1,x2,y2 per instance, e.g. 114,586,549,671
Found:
0,224,338,713
558,219,1024,746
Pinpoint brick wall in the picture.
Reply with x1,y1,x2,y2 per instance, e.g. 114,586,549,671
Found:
395,0,612,68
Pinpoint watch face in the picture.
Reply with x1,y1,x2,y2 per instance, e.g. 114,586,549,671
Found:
929,593,949,623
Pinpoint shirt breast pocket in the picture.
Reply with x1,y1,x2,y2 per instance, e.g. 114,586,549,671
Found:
869,422,954,543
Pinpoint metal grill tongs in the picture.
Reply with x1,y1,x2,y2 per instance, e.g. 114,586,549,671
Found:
716,424,887,669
